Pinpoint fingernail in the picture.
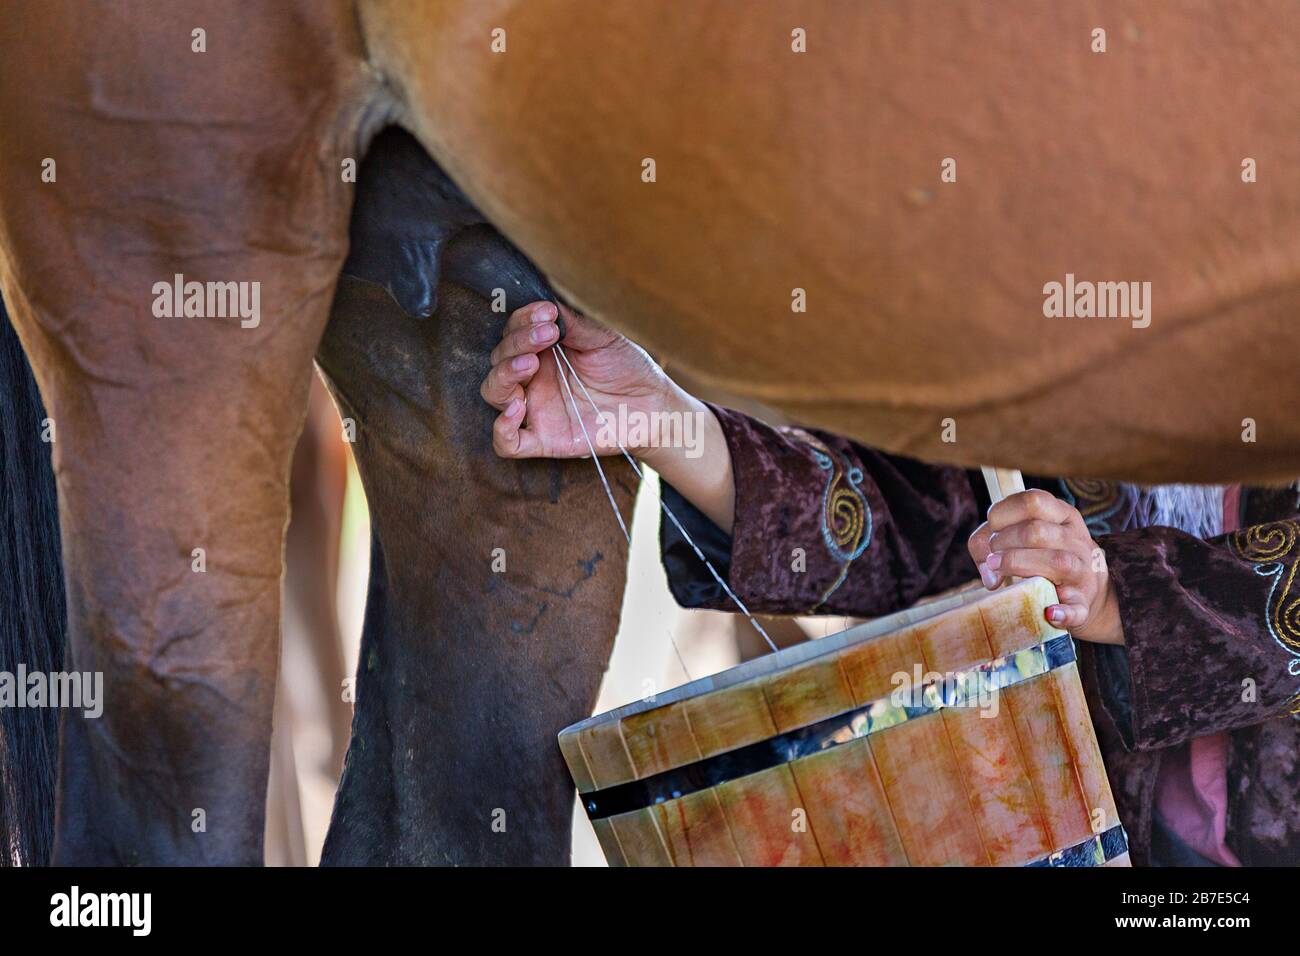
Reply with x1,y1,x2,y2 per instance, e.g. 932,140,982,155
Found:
506,397,523,416
532,303,555,323
979,563,998,589
985,552,1002,570
531,323,556,344
1046,606,1065,624
512,354,533,371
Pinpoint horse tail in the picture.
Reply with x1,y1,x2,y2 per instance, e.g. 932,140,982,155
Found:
0,292,65,866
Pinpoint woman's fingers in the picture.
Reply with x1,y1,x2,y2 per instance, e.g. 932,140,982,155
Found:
974,492,1108,638
480,353,539,410
503,301,557,335
968,520,993,566
970,522,1012,588
501,300,617,352
492,398,545,459
1044,603,1089,630
489,318,560,367
987,518,1072,554
985,546,1084,582
977,561,1005,590
986,488,1080,532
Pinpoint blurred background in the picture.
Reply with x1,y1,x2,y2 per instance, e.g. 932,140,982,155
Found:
271,372,860,866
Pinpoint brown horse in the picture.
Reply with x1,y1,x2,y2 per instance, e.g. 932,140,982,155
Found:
1,1,1297,862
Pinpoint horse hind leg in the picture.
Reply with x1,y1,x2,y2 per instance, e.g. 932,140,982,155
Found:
317,131,636,864
318,274,636,866
0,1,376,863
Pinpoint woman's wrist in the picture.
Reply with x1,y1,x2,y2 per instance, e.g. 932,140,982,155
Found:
632,382,702,469
634,386,736,533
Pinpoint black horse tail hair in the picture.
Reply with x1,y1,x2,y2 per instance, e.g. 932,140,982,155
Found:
0,292,65,866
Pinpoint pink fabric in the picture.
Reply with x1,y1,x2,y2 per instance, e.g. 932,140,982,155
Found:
1150,484,1241,866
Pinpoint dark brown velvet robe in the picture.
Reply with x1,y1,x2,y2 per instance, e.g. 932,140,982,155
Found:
660,406,1300,866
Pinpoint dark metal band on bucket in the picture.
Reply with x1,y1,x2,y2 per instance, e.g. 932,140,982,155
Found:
1026,825,1129,867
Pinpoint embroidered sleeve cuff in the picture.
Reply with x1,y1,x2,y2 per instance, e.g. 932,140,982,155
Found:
659,405,984,619
659,479,734,611
1101,523,1300,750
658,404,868,613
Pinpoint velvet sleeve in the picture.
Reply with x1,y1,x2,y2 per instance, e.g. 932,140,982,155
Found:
660,404,985,617
1097,520,1300,750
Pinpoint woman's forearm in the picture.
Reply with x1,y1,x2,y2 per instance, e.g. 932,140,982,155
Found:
636,387,736,534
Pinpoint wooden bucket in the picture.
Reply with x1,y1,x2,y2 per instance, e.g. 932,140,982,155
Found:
559,577,1129,866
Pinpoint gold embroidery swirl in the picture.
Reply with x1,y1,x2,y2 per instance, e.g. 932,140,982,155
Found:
1232,521,1300,655
826,469,867,558
784,430,871,611
1232,521,1296,567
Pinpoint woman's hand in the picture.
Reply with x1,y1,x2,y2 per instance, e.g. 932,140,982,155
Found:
479,300,738,532
967,489,1124,644
480,300,676,460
